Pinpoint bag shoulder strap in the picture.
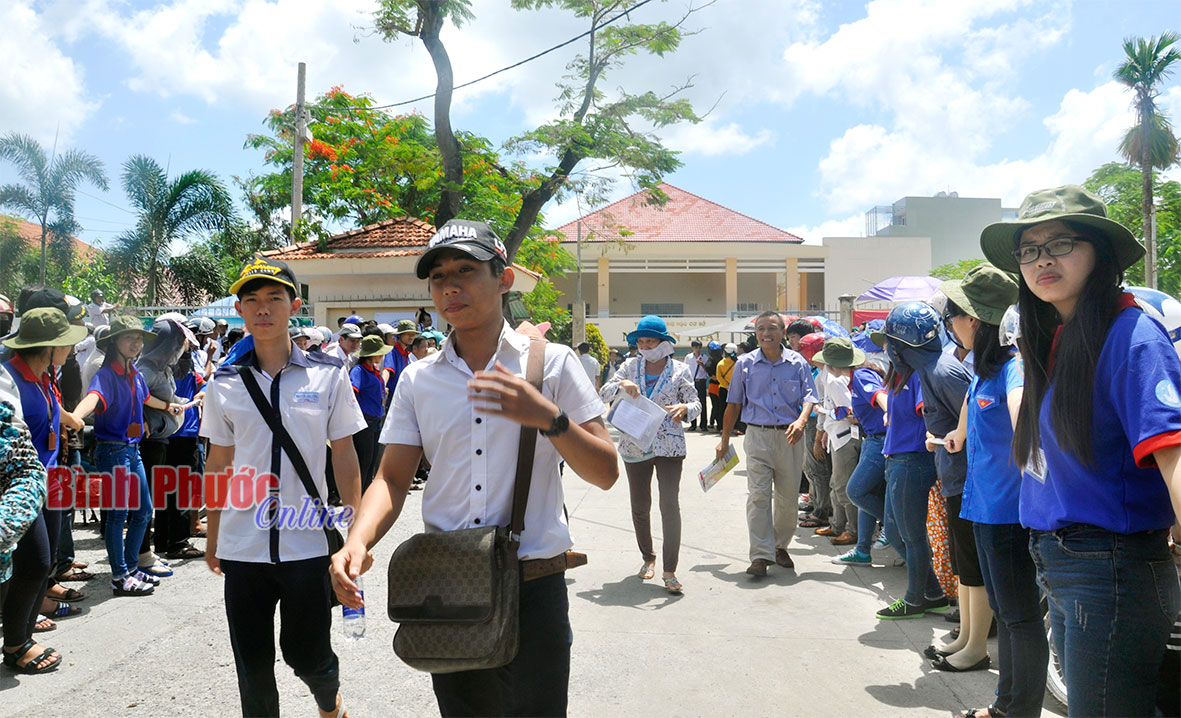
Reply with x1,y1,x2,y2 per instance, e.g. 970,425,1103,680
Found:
236,365,326,509
509,338,545,541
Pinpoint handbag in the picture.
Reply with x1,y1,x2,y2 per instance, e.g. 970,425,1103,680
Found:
236,366,346,560
385,338,544,674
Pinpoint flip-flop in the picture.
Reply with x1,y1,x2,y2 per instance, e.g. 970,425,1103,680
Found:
662,576,683,594
49,602,82,618
636,563,655,580
47,586,85,602
33,616,56,632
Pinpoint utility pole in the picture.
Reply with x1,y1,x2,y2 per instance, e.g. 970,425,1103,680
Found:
292,62,307,239
1149,199,1159,289
574,220,586,346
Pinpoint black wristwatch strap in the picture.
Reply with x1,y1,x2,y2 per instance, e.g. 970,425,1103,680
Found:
539,410,569,437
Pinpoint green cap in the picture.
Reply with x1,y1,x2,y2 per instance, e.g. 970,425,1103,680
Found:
357,334,394,358
3,307,88,349
395,319,418,335
939,263,1019,326
980,184,1143,273
97,315,157,350
812,337,866,369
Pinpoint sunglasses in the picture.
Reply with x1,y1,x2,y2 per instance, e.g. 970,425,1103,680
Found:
1012,236,1083,265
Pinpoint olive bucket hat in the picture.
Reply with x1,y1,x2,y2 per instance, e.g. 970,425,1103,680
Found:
3,307,88,349
812,336,866,369
97,315,157,351
980,184,1143,274
357,334,394,359
939,263,1019,326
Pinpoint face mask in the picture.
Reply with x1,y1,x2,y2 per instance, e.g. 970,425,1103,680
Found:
639,341,674,362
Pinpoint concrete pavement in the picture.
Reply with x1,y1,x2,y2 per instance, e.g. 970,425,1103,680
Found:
0,429,1064,717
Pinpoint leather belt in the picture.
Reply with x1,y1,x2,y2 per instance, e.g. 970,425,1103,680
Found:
746,423,791,431
521,551,587,581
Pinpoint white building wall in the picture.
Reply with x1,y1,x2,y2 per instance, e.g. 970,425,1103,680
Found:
822,236,933,310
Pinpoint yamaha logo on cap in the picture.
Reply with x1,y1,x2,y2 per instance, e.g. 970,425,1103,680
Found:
417,219,509,278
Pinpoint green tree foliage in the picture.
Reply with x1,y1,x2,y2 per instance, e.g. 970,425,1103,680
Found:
0,218,26,299
111,155,235,304
245,87,576,320
550,320,608,364
372,0,703,258
1115,32,1181,286
1085,161,1181,295
930,258,986,280
58,252,122,304
0,132,109,284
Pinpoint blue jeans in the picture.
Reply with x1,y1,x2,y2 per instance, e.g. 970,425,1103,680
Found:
97,441,153,581
885,452,941,605
1030,525,1180,718
974,522,1047,717
847,434,889,556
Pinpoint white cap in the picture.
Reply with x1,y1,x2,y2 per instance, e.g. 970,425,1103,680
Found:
377,323,396,336
340,323,362,339
724,343,738,353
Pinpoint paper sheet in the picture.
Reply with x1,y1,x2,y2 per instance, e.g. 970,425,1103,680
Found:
607,394,668,450
698,445,739,492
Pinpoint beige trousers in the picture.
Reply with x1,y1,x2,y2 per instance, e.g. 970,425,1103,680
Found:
743,425,805,562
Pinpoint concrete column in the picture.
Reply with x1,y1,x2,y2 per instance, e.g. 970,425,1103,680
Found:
784,258,799,311
597,257,610,318
725,257,738,315
799,272,809,311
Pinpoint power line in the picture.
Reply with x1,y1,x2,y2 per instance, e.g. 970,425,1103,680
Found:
76,190,135,215
364,0,657,112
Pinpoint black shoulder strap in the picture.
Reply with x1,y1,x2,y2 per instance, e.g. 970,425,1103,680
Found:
236,365,326,508
509,338,545,541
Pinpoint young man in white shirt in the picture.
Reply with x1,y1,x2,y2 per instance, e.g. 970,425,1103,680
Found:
686,340,710,430
201,256,365,718
85,289,117,327
331,219,618,717
576,341,600,390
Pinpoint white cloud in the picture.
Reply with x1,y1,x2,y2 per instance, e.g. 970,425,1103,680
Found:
663,120,774,157
0,2,99,146
785,214,865,245
169,111,196,125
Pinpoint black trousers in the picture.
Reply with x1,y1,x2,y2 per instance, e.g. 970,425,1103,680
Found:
2,508,57,647
692,379,709,429
351,415,383,492
221,557,340,717
431,571,572,717
154,437,199,554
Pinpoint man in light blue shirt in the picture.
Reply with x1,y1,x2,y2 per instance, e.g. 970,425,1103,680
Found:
717,311,817,577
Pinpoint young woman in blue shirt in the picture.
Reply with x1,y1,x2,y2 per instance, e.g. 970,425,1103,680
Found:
980,185,1181,717
350,334,392,491
943,264,1049,717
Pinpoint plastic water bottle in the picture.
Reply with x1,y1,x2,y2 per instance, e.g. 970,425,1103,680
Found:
342,576,366,641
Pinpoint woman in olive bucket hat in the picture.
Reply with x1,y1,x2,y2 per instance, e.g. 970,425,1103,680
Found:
980,184,1181,717
937,264,1050,717
64,316,183,597
351,334,393,490
0,307,86,673
600,315,699,593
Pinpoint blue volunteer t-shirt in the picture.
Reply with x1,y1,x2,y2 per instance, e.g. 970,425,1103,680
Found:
916,352,971,497
850,367,887,435
350,363,386,418
173,371,202,438
1021,305,1181,533
87,362,150,443
960,357,1023,524
4,357,61,468
883,375,926,455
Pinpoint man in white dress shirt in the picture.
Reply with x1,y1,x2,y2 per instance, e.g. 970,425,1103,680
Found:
331,219,618,717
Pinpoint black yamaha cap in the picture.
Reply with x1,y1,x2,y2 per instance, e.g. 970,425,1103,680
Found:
415,220,509,279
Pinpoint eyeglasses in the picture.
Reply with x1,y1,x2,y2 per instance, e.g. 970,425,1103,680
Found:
1012,236,1083,265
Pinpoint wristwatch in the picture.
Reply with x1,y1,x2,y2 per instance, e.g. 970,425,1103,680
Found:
539,410,570,437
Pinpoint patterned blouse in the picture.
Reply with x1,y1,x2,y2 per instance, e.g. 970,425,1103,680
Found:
0,399,48,583
600,357,700,460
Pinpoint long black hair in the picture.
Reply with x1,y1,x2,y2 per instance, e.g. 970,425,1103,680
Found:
1013,222,1124,467
945,299,1010,380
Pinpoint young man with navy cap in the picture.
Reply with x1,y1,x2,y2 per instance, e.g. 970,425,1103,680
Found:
201,255,365,718
331,219,619,717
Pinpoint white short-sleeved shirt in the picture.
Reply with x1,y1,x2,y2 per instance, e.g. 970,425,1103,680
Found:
86,301,113,326
578,353,600,385
200,344,366,564
380,321,605,561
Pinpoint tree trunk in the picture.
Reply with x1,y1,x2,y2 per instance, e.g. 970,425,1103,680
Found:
39,221,47,285
504,149,584,260
419,3,463,229
1143,148,1155,288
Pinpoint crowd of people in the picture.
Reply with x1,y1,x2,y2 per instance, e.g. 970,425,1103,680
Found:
0,189,1178,718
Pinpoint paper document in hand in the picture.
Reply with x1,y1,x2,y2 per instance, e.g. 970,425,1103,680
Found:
699,445,739,492
607,394,667,450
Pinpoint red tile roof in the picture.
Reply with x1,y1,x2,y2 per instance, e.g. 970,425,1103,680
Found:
549,183,803,244
2,215,98,257
263,216,436,260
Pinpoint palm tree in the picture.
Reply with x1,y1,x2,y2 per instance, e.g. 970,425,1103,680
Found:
113,155,235,304
0,133,109,284
1115,32,1181,288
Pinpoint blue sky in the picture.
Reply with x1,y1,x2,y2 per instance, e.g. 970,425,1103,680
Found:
1,0,1179,253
